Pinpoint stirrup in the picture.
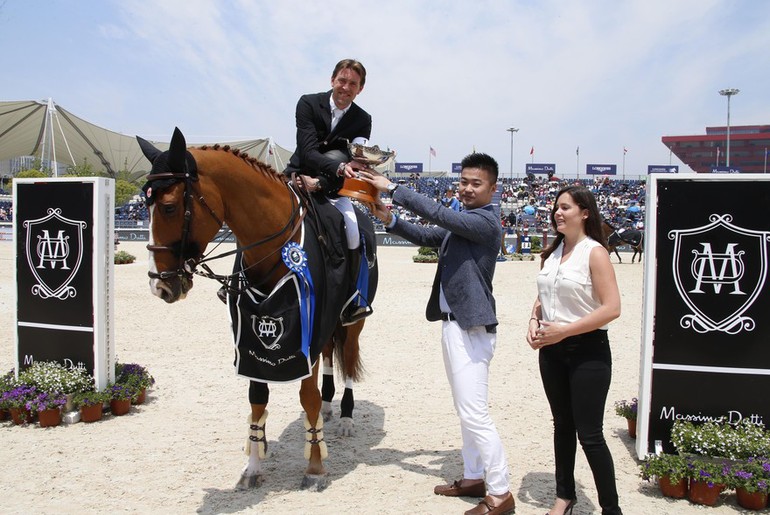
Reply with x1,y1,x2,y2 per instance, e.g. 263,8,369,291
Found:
340,291,373,326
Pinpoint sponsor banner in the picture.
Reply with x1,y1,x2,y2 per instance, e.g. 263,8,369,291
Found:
452,162,462,173
711,166,742,173
586,164,617,175
395,162,423,173
525,163,556,174
637,175,770,458
648,165,679,174
115,229,420,247
14,178,115,389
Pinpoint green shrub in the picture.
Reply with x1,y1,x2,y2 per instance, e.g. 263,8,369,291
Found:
115,250,136,264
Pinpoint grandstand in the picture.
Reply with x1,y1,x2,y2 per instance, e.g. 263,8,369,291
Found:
6,176,647,247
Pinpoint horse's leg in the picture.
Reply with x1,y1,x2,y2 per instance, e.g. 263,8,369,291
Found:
299,361,329,491
614,248,622,263
337,319,365,437
236,381,269,490
321,342,335,422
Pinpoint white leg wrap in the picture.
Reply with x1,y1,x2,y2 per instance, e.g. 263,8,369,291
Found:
304,413,328,460
244,410,268,459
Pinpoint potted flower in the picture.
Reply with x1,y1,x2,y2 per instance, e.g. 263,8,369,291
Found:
685,456,731,506
25,390,67,427
728,456,770,510
1,384,38,424
73,390,109,423
0,369,15,421
116,363,154,405
614,397,638,439
672,419,770,460
18,361,95,412
640,453,689,498
106,383,137,416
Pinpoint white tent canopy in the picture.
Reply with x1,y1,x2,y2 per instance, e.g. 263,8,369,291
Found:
0,99,292,177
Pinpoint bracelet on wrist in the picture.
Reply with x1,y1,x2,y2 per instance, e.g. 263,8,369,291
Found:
529,317,539,323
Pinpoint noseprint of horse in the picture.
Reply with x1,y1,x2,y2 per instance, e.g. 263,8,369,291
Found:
137,128,378,490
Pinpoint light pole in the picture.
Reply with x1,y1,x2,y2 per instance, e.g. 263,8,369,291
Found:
507,127,518,181
719,88,739,167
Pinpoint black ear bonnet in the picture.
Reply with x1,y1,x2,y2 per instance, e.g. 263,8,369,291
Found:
137,127,198,205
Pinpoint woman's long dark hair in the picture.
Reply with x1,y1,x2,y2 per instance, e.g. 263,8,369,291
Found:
541,185,607,261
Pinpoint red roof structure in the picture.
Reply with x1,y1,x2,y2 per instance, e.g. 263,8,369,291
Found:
662,125,770,173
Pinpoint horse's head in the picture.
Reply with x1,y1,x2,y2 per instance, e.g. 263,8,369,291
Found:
138,128,223,303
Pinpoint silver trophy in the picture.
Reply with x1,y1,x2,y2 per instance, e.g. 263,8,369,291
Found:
338,142,396,203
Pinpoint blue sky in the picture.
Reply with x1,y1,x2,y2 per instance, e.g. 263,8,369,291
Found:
2,0,769,178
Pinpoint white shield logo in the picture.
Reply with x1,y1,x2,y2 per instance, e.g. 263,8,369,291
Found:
23,208,87,300
250,315,284,351
669,214,770,334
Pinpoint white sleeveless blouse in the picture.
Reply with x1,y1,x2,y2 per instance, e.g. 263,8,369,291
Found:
536,237,607,329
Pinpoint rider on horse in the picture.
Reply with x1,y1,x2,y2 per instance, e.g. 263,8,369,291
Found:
284,58,374,327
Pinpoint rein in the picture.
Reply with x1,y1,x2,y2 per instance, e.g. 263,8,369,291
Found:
147,168,306,294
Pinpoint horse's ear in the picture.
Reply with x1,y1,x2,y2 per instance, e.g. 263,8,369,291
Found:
167,127,188,172
136,136,162,163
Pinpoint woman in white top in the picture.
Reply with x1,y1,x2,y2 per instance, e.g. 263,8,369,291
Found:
526,185,622,515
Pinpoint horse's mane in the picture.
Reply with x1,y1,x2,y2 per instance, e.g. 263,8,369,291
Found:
197,144,288,183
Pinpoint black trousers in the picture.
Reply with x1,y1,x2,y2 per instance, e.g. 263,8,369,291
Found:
539,329,622,515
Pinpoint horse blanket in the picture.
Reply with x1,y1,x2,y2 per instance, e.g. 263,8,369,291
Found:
228,198,377,383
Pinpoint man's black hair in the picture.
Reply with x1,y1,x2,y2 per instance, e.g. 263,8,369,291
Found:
460,153,499,182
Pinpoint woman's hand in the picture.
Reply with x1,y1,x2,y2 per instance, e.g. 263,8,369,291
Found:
528,320,566,349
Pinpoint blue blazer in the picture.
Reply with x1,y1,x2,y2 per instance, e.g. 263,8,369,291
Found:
388,186,501,330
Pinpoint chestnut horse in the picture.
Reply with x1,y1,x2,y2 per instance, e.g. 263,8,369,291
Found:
137,128,377,490
602,220,644,263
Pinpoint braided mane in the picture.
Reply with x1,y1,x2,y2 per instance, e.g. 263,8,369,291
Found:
198,144,287,183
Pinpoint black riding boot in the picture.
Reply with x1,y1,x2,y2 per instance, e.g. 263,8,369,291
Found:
340,248,373,326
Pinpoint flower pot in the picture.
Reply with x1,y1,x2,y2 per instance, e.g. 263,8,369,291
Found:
109,399,131,416
133,388,146,405
688,479,724,506
659,475,688,498
626,417,637,439
38,408,62,428
736,487,768,510
80,403,104,423
9,407,32,425
0,408,8,421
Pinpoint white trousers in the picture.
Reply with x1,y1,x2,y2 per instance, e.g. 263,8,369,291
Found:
328,196,360,250
441,321,510,495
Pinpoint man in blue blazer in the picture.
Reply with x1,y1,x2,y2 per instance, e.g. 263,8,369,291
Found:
361,153,515,515
284,59,373,325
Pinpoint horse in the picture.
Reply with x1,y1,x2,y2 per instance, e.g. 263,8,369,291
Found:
137,127,378,491
602,220,644,263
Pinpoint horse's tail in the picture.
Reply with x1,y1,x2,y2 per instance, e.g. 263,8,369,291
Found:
333,323,365,382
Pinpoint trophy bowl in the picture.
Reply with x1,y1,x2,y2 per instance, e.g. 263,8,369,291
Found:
338,142,396,203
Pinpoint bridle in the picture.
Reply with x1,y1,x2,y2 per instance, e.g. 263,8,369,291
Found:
146,168,212,281
145,167,306,293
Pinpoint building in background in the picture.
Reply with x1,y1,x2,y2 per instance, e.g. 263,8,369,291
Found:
662,125,770,173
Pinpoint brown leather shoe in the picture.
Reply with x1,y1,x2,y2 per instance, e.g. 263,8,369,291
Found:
433,479,486,497
464,492,515,515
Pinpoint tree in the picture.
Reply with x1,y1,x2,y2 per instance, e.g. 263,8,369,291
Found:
64,158,97,177
115,179,139,207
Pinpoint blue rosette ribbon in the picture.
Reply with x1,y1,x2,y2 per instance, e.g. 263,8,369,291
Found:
281,242,315,357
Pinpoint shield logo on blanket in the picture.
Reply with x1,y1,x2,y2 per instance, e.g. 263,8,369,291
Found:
251,315,284,350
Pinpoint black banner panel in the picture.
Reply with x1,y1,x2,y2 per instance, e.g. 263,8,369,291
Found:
638,175,770,457
14,178,114,389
